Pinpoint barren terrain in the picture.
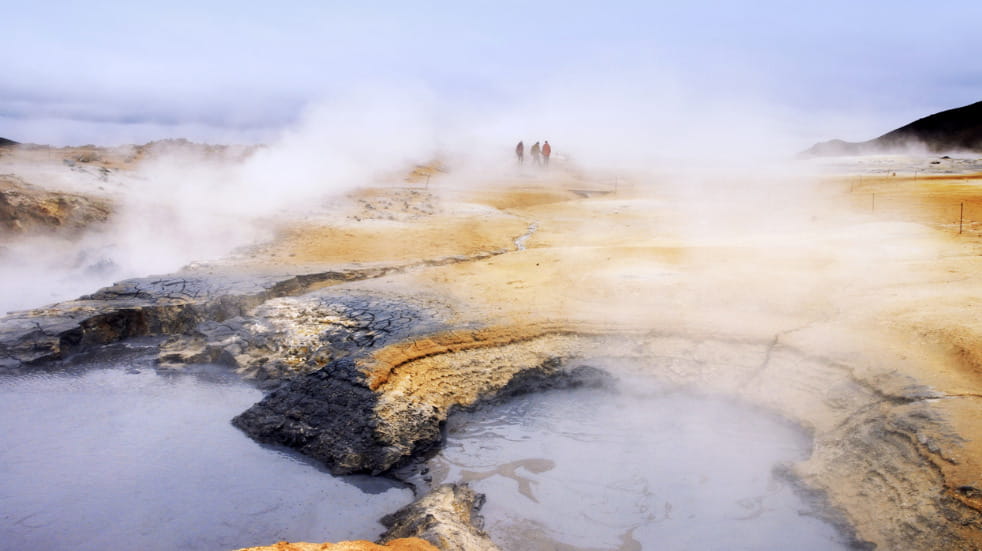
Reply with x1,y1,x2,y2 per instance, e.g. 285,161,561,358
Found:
2,143,982,549
230,157,982,549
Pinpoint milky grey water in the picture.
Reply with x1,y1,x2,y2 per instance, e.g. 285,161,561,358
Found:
0,353,411,551
427,385,856,551
0,348,859,551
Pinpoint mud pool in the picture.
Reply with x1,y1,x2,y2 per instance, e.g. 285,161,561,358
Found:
0,352,411,551
426,384,857,550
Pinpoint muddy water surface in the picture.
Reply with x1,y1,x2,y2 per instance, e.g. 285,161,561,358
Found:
428,384,856,550
0,352,411,551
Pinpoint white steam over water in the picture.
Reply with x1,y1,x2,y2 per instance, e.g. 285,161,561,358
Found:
431,384,855,550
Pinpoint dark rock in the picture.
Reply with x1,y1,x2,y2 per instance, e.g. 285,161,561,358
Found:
231,357,387,474
232,354,613,475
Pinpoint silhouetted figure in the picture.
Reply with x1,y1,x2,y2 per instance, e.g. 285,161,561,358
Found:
515,141,524,164
541,141,551,167
530,141,541,165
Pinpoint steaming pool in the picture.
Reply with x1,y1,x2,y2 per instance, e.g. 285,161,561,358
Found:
1,352,855,551
427,384,856,550
0,350,411,551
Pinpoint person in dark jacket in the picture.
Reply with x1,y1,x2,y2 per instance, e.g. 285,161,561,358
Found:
515,141,524,164
530,142,541,165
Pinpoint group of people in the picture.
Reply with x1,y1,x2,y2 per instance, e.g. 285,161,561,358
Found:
515,140,551,167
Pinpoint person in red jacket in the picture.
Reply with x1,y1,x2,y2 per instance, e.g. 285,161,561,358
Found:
541,141,552,167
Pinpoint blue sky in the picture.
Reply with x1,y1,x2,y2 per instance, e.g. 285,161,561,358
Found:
2,1,980,149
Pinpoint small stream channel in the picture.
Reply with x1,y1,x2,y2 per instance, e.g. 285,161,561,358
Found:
427,383,856,550
0,348,411,551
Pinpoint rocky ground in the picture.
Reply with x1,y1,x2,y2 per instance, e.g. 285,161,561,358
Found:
1,144,981,549
0,173,111,235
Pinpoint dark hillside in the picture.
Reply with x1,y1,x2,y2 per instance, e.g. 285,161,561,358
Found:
874,100,982,152
804,100,982,156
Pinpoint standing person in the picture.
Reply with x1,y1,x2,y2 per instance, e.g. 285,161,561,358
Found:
515,141,524,164
541,140,552,167
530,141,541,166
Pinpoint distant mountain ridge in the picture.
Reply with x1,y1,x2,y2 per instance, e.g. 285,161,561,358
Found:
0,137,19,147
805,100,982,156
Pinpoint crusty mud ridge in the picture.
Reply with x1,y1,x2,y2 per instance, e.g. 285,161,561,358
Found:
2,161,982,549
237,484,500,551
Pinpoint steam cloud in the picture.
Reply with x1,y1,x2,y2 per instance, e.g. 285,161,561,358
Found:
0,68,964,316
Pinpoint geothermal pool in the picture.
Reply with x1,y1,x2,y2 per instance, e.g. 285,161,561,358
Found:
427,384,856,550
1,349,857,551
0,351,411,551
